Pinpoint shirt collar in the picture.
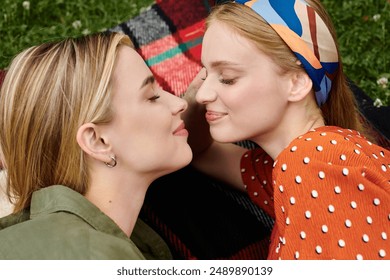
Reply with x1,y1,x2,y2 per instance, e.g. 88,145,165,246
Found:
30,185,129,240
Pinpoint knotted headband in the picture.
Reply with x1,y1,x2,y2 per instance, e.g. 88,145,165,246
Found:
235,0,339,106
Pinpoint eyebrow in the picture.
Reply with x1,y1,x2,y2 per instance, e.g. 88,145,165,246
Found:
203,60,243,70
139,75,155,89
213,60,239,67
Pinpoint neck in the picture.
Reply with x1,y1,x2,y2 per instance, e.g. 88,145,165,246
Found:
252,101,324,160
85,169,152,237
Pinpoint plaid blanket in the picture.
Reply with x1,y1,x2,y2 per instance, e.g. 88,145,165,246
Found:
109,0,208,96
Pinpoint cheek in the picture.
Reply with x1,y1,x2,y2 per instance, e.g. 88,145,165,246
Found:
220,83,261,112
131,110,173,149
223,82,287,124
129,104,170,130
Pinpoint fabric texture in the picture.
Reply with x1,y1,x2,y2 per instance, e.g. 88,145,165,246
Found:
235,0,339,106
0,185,171,260
241,126,390,259
109,0,208,96
143,166,273,259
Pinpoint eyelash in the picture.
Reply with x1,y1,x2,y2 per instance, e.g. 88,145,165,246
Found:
149,94,160,101
201,68,207,81
220,78,235,85
200,69,235,85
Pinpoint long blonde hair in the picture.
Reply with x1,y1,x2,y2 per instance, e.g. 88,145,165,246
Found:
0,32,133,212
207,1,366,134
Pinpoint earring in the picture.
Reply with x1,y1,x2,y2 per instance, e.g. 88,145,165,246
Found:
104,155,117,168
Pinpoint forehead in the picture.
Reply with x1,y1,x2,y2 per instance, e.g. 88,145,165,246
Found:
201,21,258,66
116,46,150,73
112,46,152,89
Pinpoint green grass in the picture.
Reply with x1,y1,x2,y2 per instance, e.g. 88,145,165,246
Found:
0,0,389,106
0,0,154,68
322,0,389,106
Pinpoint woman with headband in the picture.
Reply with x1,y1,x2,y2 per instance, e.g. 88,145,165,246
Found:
184,0,390,259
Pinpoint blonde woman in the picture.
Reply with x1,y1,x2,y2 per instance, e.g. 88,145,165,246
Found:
0,32,192,259
184,0,390,259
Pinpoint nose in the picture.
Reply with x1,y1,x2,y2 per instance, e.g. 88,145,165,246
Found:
195,78,217,105
166,90,188,115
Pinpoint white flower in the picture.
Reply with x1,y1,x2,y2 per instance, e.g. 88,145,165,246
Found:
377,77,388,89
140,6,152,14
82,29,90,35
22,1,30,10
373,98,383,108
373,14,381,21
72,20,82,29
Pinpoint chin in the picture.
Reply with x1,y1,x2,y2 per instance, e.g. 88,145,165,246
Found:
163,147,193,175
179,146,193,167
210,129,239,144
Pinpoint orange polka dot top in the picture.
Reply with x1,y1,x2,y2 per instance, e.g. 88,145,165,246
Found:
241,126,390,260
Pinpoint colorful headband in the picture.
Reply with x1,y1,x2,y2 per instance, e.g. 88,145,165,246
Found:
235,0,339,106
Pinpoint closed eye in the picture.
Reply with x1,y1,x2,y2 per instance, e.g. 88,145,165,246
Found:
200,67,208,81
149,94,160,101
220,78,235,85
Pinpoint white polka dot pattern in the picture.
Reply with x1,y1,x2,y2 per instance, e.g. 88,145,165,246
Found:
240,126,390,259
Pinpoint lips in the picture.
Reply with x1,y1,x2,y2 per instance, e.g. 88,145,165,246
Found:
173,122,189,136
205,111,228,122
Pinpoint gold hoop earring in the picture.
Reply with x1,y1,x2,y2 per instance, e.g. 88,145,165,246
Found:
104,155,117,168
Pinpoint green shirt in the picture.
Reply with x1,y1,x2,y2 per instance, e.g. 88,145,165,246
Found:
0,185,172,260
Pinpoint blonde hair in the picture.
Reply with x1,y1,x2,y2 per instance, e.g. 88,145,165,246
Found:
207,1,366,134
0,32,133,212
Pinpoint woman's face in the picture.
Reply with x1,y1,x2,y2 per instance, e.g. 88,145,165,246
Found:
197,21,293,144
104,46,192,178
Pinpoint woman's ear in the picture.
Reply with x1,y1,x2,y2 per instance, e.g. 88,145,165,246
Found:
76,123,111,163
287,71,313,103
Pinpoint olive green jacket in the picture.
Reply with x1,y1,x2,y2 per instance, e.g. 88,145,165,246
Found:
0,185,172,260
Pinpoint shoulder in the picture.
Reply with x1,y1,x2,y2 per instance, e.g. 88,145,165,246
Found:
273,126,390,194
270,128,390,260
276,126,385,166
0,211,144,259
